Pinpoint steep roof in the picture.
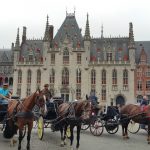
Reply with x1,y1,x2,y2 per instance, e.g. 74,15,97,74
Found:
53,13,83,48
21,39,43,58
135,41,150,64
0,49,12,62
90,37,129,61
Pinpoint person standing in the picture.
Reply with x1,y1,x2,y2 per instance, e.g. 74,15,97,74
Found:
41,84,52,101
140,95,148,129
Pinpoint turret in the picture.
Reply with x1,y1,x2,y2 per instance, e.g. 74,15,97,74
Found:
84,13,91,68
43,15,50,42
128,22,135,69
84,13,91,41
13,28,20,69
14,28,20,50
22,26,27,43
101,24,104,39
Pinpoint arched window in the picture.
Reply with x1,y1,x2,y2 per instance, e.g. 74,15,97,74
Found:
62,68,69,85
37,70,41,84
63,47,69,64
18,70,22,84
91,69,96,85
5,77,8,83
123,69,128,85
27,70,32,84
112,69,117,85
76,88,81,100
102,69,106,85
9,77,13,86
101,86,106,101
50,69,55,84
76,68,81,84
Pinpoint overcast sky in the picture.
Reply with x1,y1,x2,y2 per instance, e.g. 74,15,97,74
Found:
0,0,150,48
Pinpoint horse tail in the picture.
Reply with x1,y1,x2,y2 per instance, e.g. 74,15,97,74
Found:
3,119,18,139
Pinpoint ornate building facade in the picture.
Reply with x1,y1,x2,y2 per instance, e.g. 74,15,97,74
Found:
0,49,13,89
12,12,148,106
134,42,150,103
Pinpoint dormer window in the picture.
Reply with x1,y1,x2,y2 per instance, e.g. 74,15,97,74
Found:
107,52,112,61
63,47,69,64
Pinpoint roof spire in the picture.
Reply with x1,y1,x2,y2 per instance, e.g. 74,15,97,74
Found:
43,15,50,41
129,22,135,49
22,26,27,43
84,13,91,40
101,24,104,38
15,28,20,48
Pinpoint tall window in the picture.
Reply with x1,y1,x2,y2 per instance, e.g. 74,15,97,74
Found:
76,88,81,99
26,85,31,96
29,55,33,62
76,68,81,84
107,53,112,61
137,80,142,91
102,87,106,101
91,69,96,85
27,70,32,84
63,47,69,64
112,69,117,85
62,68,69,85
18,70,22,84
50,69,55,84
146,68,150,77
123,69,128,90
51,53,55,64
77,53,81,64
123,69,128,85
102,69,106,85
146,80,150,90
37,70,41,84
17,84,21,97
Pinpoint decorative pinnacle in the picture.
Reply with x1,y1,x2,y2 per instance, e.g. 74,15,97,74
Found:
15,28,20,48
84,13,91,40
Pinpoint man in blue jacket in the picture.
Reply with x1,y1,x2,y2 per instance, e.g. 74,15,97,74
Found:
0,83,10,104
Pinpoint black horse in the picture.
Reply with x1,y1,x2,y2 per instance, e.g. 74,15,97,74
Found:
57,100,92,150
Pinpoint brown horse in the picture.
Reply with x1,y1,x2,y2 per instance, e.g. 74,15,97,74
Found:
120,104,150,143
56,100,92,150
3,90,47,150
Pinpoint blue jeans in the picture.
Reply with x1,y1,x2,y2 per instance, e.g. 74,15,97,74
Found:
0,98,8,105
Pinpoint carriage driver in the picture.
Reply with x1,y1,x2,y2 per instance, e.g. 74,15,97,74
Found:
41,84,52,102
0,83,11,104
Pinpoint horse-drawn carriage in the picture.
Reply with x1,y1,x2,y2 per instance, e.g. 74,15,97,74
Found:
0,95,20,130
35,97,64,140
81,105,120,136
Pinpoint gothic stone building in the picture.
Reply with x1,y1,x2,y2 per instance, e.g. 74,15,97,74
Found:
12,12,148,106
0,49,13,89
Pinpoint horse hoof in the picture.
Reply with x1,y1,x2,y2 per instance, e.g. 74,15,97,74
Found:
60,143,64,147
148,141,150,144
126,136,130,139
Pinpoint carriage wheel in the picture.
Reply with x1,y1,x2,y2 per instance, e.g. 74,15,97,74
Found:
81,123,90,130
105,119,119,134
128,120,140,134
90,119,104,136
37,116,44,140
66,126,71,139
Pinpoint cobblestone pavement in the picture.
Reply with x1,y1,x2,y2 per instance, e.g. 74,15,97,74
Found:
0,126,149,150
